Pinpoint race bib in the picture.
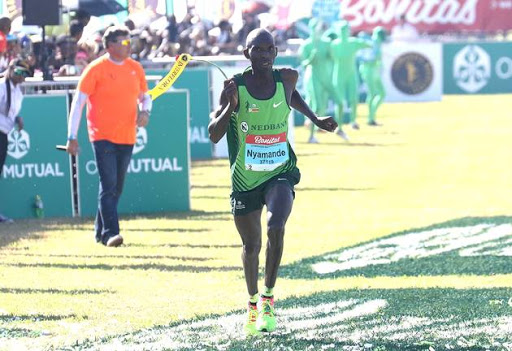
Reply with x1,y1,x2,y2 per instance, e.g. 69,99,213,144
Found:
245,132,289,171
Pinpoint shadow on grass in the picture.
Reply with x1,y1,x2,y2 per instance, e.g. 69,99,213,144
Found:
0,327,41,339
191,195,226,200
0,288,112,295
191,185,231,190
0,314,81,339
122,228,212,233
77,287,512,351
1,262,241,273
122,210,231,221
0,313,77,322
0,210,231,248
0,252,212,261
124,243,239,249
280,216,512,280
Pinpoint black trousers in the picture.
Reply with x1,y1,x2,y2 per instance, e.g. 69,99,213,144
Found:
0,132,7,176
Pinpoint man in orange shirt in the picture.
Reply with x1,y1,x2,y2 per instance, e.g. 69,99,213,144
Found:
0,17,11,71
65,26,152,247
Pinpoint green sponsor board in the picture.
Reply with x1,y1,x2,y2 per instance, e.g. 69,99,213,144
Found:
146,68,212,159
77,90,190,217
0,95,72,219
444,42,512,94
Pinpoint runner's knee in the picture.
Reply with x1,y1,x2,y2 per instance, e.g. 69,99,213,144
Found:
243,243,261,258
267,224,285,246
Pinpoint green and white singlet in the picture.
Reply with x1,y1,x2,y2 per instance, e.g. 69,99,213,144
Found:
227,69,298,192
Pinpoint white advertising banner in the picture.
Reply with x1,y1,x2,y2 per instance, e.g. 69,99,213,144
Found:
382,42,443,102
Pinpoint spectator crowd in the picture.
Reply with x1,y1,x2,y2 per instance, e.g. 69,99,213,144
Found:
0,6,301,79
1,4,512,80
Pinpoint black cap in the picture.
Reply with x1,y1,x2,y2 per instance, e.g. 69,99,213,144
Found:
10,57,32,77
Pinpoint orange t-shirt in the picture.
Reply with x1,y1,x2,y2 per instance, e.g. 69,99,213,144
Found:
78,55,148,144
0,31,7,53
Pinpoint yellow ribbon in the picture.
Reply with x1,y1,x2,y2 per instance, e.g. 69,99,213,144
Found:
148,53,191,101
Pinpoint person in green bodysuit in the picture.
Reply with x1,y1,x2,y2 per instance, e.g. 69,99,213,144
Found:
358,26,386,126
330,21,371,130
208,28,337,336
298,18,347,142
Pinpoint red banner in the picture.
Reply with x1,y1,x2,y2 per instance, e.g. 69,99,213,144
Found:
340,0,512,34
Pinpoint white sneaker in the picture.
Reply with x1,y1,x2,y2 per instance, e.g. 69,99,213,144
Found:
308,136,319,144
336,129,349,141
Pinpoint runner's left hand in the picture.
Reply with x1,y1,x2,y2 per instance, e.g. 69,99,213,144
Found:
315,116,337,132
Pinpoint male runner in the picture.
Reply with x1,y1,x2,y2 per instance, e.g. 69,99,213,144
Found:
208,28,337,335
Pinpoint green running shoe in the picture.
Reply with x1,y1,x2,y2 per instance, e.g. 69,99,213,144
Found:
244,302,259,336
256,296,276,332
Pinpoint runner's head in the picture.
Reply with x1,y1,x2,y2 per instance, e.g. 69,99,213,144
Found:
244,28,277,72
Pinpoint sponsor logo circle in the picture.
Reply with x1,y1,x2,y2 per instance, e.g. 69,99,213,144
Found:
7,129,30,159
240,121,248,133
391,52,434,95
453,45,491,93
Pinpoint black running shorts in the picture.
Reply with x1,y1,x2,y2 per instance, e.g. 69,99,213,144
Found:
229,170,300,216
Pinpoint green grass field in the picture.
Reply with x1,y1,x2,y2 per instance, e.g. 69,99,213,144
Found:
1,95,512,351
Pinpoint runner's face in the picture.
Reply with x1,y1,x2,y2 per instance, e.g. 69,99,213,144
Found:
108,36,131,61
247,36,277,72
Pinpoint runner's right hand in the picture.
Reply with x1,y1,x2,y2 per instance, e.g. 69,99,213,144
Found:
222,79,238,108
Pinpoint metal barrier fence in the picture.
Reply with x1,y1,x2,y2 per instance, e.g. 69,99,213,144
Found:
1,77,191,220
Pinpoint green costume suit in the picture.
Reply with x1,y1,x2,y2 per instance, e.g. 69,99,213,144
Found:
330,21,371,128
298,19,341,142
358,27,386,125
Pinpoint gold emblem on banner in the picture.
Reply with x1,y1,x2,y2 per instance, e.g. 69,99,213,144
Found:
391,53,434,95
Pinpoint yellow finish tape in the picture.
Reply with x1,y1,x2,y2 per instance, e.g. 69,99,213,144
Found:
148,53,191,101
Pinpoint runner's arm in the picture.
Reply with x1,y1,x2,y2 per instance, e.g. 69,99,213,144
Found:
290,90,318,124
208,79,238,144
291,90,337,132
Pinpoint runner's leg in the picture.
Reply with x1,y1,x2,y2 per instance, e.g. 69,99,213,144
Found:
235,210,263,296
263,182,294,289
